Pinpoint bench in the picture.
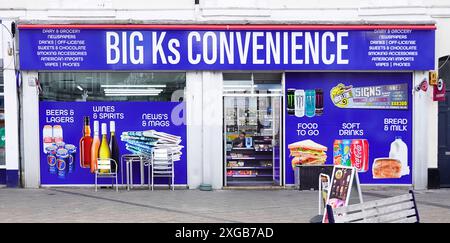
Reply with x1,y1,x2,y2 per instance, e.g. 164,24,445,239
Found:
326,190,419,223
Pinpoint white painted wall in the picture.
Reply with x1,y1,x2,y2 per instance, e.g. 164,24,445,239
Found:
413,71,435,189
21,71,40,188
201,72,223,189
186,71,203,189
1,20,20,176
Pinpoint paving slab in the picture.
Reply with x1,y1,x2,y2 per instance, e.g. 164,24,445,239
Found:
0,187,449,222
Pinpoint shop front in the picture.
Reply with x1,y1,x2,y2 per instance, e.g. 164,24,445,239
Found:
17,24,435,188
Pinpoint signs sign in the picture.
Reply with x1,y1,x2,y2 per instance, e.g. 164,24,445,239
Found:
330,83,409,110
19,27,435,70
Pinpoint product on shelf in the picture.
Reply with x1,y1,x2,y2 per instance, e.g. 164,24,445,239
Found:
228,161,244,167
288,139,327,168
372,158,402,178
260,161,272,167
255,144,272,151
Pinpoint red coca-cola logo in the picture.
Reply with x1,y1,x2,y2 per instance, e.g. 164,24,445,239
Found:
352,144,362,169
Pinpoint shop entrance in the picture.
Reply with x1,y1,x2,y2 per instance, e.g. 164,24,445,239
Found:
222,73,283,187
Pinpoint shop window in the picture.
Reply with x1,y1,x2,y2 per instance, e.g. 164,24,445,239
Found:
38,72,186,102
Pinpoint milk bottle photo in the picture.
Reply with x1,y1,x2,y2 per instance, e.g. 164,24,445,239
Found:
294,89,305,118
389,136,409,176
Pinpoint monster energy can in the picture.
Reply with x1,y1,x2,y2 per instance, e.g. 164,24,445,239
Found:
287,89,295,115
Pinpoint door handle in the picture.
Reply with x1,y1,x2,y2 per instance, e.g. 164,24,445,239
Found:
446,152,450,156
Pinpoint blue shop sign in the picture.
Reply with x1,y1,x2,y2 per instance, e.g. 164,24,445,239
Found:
19,26,435,70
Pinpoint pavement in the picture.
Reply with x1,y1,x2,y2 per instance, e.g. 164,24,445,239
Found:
0,186,449,223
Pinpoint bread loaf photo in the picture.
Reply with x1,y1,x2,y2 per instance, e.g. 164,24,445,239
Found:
372,158,402,179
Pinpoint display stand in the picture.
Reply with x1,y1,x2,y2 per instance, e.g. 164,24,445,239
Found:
319,165,363,223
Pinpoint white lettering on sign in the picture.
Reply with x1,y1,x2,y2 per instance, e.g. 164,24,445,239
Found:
203,32,217,65
322,32,335,65
253,32,264,64
168,38,180,64
353,86,382,97
291,32,304,64
188,31,201,64
152,32,167,64
48,30,356,67
266,32,280,64
130,32,144,64
236,32,251,64
106,32,119,64
220,32,234,64
337,32,349,64
106,31,144,65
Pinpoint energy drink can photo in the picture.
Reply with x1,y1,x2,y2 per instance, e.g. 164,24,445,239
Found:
287,89,295,115
305,89,316,118
315,89,324,116
294,89,305,118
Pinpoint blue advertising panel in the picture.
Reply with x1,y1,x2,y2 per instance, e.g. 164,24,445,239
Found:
39,101,187,185
19,28,434,70
285,72,412,185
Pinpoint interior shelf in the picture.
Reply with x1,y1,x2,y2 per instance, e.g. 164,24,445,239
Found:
227,174,273,178
227,167,273,169
224,96,280,187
